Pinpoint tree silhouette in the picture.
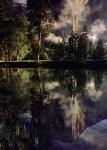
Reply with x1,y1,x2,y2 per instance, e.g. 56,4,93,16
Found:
97,39,105,59
92,39,105,60
78,32,88,61
69,31,78,61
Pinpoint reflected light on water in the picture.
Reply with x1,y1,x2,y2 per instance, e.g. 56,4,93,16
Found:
60,94,85,140
0,68,107,149
86,79,103,101
45,82,60,91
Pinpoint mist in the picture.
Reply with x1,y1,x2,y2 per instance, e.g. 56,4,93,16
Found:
50,0,107,43
14,0,107,43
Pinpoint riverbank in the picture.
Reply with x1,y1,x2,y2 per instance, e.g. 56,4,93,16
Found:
0,60,107,69
0,61,38,68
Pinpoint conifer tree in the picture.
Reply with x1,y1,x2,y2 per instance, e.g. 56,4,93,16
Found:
78,32,88,61
96,39,105,59
92,39,105,60
69,31,78,61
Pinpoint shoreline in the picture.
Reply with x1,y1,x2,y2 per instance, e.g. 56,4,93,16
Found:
0,60,107,69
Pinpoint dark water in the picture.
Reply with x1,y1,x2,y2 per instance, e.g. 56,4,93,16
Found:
0,68,107,149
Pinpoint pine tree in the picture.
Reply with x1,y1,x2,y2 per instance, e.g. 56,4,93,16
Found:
92,39,105,60
69,31,78,61
78,32,88,62
96,39,105,59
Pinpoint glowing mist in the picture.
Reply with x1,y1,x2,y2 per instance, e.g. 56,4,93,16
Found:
72,0,89,32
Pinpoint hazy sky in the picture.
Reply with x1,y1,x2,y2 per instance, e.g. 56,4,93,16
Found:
13,0,107,42
52,0,107,43
13,0,27,4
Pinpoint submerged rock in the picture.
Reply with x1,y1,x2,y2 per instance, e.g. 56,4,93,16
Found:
78,119,107,150
51,119,107,150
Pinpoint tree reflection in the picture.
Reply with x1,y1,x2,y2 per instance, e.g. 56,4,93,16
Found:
0,68,32,149
70,76,85,140
0,68,106,149
29,69,54,149
70,95,85,140
60,74,85,140
94,71,103,91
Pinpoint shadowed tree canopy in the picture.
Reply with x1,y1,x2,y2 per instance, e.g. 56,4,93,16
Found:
92,39,105,60
27,0,53,60
0,0,14,60
0,1,30,61
96,39,105,59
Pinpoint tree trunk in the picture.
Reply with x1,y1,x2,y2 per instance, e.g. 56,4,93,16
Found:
37,30,42,61
37,53,40,61
7,50,13,61
37,68,43,94
16,49,19,61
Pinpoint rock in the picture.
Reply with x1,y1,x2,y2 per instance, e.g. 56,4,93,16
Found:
78,119,107,150
51,119,107,150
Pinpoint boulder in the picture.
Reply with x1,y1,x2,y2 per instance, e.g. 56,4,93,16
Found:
51,119,107,150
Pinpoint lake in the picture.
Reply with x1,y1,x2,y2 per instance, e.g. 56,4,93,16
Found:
0,68,107,149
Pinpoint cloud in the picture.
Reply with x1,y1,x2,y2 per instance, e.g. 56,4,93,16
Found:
13,0,27,4
45,81,60,91
54,0,89,31
86,78,103,101
47,0,90,43
45,33,62,43
48,0,107,43
88,19,107,43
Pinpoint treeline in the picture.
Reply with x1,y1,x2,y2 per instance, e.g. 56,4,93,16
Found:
0,0,106,61
47,27,106,61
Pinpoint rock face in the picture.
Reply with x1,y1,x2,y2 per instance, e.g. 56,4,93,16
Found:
78,119,107,150
51,119,107,150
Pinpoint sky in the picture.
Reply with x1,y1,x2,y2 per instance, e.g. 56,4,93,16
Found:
50,0,107,43
14,0,107,43
13,0,27,4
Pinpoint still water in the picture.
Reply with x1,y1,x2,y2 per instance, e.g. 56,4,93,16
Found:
0,68,107,149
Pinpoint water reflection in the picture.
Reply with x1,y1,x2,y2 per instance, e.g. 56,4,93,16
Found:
59,74,85,140
0,68,106,149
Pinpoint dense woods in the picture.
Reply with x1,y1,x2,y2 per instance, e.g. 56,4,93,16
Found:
0,0,106,61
